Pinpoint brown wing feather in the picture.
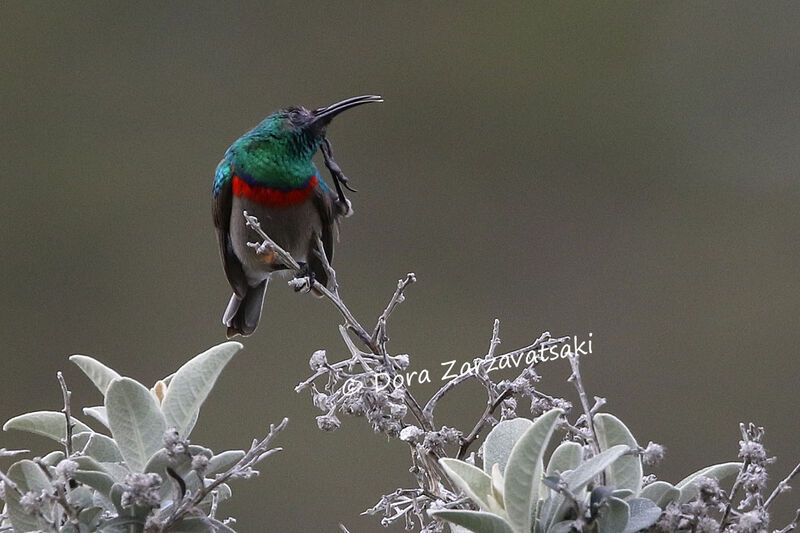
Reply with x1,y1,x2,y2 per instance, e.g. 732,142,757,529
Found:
308,187,340,287
213,175,248,297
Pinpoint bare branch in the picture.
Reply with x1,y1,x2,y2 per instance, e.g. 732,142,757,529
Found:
57,372,74,457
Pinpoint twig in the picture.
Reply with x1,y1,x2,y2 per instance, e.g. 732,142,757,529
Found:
57,372,74,457
567,355,601,457
486,319,501,358
159,418,288,530
0,469,23,498
423,332,567,420
244,210,373,347
245,211,432,432
457,388,513,460
314,233,339,295
775,509,800,533
721,425,754,527
371,273,417,345
765,461,800,509
0,449,29,459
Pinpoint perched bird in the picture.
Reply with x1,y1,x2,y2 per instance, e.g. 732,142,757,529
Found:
212,95,382,338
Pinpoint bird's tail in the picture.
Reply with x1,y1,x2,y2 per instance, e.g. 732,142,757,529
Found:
223,279,268,338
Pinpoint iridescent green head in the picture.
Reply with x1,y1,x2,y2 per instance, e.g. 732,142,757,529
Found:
226,95,382,190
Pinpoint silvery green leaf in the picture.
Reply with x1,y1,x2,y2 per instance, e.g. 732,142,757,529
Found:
101,462,131,482
74,469,116,500
73,454,109,472
83,406,110,429
41,450,65,465
78,506,104,529
623,498,662,533
597,497,629,533
546,441,583,477
109,482,126,512
483,417,533,475
73,431,124,462
207,450,245,476
5,459,53,532
161,341,241,438
594,413,643,495
3,410,92,441
69,354,121,395
429,510,515,533
504,408,563,533
66,485,93,508
105,377,167,472
541,445,630,532
450,525,474,533
676,462,741,503
563,445,630,493
640,481,680,508
611,489,634,499
440,458,495,511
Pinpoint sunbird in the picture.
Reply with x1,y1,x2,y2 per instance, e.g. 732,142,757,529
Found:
212,95,382,338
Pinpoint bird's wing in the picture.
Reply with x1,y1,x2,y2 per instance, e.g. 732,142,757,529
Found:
308,181,341,287
213,160,248,297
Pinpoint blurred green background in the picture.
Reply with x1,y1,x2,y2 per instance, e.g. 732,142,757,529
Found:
2,3,799,531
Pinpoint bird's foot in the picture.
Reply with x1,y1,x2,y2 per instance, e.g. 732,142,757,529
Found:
292,263,316,293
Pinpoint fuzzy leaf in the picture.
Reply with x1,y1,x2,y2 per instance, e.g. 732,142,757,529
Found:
72,431,124,462
563,445,630,492
441,458,495,511
41,450,65,465
640,481,680,509
546,441,583,477
105,377,167,472
504,408,563,533
207,449,245,476
73,470,116,500
676,462,741,503
161,341,241,437
6,459,53,532
70,354,122,395
594,413,643,495
597,497,629,533
623,498,662,533
483,417,533,475
83,406,110,429
3,410,92,441
430,510,515,533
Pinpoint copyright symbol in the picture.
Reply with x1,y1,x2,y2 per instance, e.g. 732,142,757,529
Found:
341,378,363,396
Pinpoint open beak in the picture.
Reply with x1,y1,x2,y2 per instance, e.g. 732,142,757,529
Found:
311,94,383,124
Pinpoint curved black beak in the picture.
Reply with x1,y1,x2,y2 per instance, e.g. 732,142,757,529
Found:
311,94,383,125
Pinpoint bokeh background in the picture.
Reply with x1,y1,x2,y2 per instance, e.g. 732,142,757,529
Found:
2,3,799,531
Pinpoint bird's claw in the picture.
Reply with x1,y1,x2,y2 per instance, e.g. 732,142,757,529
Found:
293,263,316,293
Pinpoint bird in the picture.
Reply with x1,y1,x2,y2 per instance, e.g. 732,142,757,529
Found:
212,95,382,338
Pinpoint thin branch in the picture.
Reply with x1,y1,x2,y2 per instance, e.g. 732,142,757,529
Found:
765,461,800,509
371,273,417,345
567,355,601,457
57,372,74,457
244,210,373,347
457,387,513,460
159,418,288,530
775,509,800,533
486,319,501,359
423,332,567,420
